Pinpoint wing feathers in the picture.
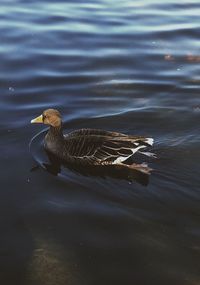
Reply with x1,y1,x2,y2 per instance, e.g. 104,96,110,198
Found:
95,137,152,164
64,129,154,165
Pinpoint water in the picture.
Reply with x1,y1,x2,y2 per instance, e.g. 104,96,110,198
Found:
0,0,200,284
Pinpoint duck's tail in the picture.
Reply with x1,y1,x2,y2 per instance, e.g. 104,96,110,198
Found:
145,138,154,146
138,151,157,158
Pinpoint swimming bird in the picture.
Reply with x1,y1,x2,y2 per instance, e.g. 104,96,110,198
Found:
31,109,155,169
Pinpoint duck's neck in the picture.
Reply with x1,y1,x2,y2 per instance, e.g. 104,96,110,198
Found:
48,124,64,140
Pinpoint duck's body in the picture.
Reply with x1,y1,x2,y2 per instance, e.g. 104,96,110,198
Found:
31,109,155,168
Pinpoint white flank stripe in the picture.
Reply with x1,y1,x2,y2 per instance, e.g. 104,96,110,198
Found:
112,145,145,164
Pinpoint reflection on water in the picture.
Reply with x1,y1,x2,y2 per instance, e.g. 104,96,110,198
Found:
44,151,150,186
27,236,79,285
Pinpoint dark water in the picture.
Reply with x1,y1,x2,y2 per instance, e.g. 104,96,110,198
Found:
1,0,200,284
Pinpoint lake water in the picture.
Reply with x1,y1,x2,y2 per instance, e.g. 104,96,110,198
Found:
0,0,200,284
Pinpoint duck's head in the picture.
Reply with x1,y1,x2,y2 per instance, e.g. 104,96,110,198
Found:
31,109,62,127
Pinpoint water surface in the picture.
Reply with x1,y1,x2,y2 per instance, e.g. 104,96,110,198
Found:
0,0,200,284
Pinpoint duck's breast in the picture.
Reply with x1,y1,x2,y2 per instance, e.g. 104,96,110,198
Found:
44,133,64,156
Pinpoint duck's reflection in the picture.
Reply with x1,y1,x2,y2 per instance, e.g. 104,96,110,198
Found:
37,150,151,186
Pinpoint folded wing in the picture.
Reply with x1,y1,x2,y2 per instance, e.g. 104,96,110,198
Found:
64,128,153,165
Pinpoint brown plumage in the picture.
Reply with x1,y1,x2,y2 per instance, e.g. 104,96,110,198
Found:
31,109,155,167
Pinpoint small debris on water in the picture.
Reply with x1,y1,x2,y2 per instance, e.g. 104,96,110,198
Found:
164,54,174,61
186,53,200,63
9,87,15,92
193,105,200,112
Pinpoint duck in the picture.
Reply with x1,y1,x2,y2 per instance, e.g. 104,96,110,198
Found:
31,109,155,168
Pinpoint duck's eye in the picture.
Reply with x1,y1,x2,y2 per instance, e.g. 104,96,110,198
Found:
43,114,47,121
